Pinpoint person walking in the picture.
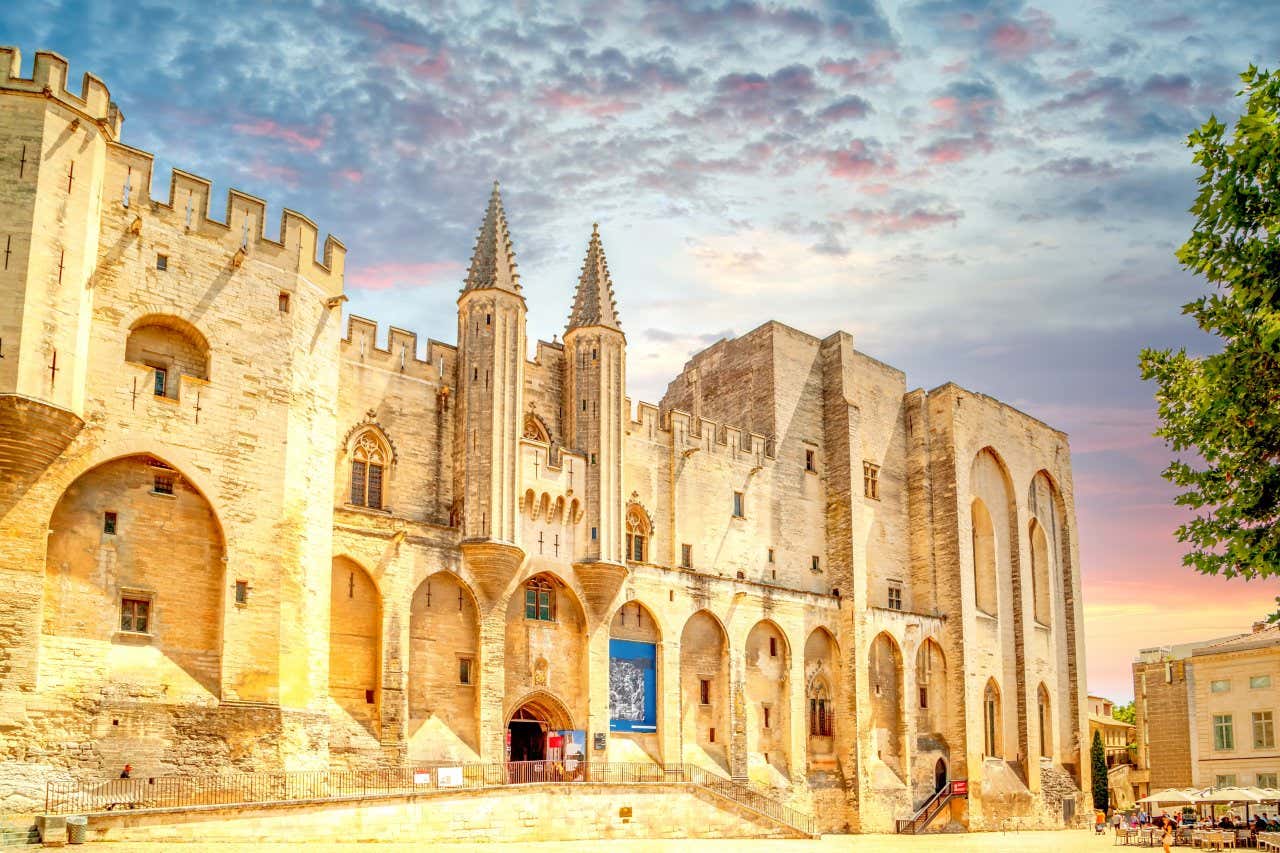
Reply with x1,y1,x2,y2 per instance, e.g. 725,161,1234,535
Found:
1112,810,1123,835
119,764,132,779
1160,815,1174,853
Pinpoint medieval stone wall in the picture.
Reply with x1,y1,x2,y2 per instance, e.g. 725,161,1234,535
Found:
0,48,1089,837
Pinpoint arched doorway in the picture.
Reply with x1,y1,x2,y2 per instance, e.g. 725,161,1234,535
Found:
506,691,575,762
935,757,948,793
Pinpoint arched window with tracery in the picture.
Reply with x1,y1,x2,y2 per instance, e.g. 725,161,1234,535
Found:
523,414,549,443
809,680,833,737
984,679,1002,757
626,505,650,563
350,430,389,509
524,575,556,622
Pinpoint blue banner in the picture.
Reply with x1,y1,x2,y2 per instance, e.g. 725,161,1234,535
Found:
609,639,657,732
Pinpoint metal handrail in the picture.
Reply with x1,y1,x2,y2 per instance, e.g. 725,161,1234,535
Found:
44,761,817,837
896,782,965,834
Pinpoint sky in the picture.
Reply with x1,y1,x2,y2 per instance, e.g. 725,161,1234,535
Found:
5,0,1278,702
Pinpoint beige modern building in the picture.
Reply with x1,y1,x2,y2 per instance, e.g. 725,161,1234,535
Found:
0,47,1090,833
1134,624,1280,794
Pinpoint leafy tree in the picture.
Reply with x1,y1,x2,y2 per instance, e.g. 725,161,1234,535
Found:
1091,729,1109,812
1139,66,1280,607
1112,701,1135,725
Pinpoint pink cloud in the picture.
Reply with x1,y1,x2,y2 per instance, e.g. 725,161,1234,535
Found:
988,8,1065,60
233,116,331,152
823,140,896,180
536,88,632,117
941,59,968,74
846,203,963,234
338,168,363,184
919,134,994,164
379,42,451,79
348,260,464,292
817,50,899,86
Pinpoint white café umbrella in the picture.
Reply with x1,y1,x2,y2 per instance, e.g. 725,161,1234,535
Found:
1196,787,1264,804
1139,789,1198,805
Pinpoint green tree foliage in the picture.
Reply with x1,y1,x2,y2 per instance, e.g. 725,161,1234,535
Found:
1091,729,1109,812
1140,66,1280,605
1112,701,1136,725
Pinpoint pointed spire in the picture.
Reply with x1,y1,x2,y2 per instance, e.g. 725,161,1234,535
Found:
463,181,521,294
567,222,621,333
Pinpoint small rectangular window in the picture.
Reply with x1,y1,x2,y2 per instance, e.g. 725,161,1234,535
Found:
591,526,598,541
120,597,150,633
152,474,174,495
811,555,821,573
234,580,249,605
763,705,772,729
805,449,816,472
1211,679,1231,693
767,548,775,564
365,689,375,704
1259,773,1279,789
919,686,929,709
1251,675,1272,689
709,727,716,743
732,491,745,518
699,678,710,705
1254,711,1275,749
681,544,692,569
863,462,880,500
888,585,903,611
278,292,290,313
152,366,167,397
155,254,168,271
1217,774,1238,787
1214,714,1235,750
103,511,117,535
769,637,777,657
459,657,473,685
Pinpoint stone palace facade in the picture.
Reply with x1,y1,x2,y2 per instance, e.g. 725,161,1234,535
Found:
0,48,1090,832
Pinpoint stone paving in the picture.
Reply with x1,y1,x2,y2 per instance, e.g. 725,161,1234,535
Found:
76,828,1120,852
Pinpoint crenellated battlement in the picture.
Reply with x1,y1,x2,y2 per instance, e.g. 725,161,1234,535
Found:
341,315,456,384
102,144,346,295
627,398,776,461
0,47,121,138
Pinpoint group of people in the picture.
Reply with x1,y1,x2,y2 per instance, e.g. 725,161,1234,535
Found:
1098,807,1280,850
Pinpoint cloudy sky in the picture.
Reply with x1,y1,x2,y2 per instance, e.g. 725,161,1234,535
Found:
6,0,1278,701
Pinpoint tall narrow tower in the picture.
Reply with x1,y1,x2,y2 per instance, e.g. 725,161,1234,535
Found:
0,50,114,505
455,182,527,602
563,224,628,619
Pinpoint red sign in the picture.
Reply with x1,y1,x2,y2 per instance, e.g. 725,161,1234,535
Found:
951,780,968,796
549,735,564,748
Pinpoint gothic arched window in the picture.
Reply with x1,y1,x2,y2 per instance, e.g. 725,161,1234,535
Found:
984,679,1002,757
809,680,833,737
626,505,650,563
524,576,555,622
523,414,549,443
350,431,388,509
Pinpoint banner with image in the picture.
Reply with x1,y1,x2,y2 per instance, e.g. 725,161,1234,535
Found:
609,639,657,732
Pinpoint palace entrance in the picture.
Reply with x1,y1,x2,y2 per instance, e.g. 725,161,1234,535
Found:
506,691,576,763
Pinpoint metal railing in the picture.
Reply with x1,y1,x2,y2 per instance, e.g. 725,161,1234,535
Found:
896,781,968,834
44,761,816,837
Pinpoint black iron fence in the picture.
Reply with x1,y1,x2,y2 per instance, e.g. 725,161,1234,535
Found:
44,761,816,837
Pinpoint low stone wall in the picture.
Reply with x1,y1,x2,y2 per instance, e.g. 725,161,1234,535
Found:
80,783,801,844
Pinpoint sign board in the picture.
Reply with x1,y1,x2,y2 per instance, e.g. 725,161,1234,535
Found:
437,767,463,788
593,732,607,751
609,640,658,732
412,771,432,785
951,780,968,796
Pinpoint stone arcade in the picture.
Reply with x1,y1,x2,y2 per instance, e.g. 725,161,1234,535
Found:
0,48,1089,833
